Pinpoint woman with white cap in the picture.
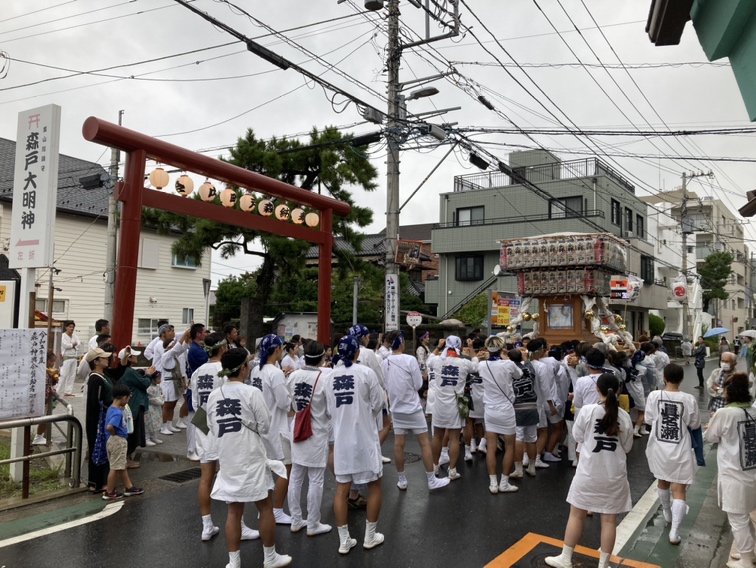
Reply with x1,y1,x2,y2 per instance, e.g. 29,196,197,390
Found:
479,336,522,494
426,335,478,480
381,330,450,492
117,346,153,469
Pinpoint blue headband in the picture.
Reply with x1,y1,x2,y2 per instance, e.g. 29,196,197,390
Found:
259,334,283,369
337,335,360,367
391,332,404,351
348,324,369,338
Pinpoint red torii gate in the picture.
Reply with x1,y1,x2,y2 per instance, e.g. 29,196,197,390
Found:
82,117,351,349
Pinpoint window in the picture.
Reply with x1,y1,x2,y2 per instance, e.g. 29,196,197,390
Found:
172,253,197,269
35,298,67,316
625,208,633,233
640,255,654,284
455,255,484,281
549,196,583,219
636,215,645,239
137,318,165,336
611,199,621,226
455,206,484,227
182,308,194,325
139,237,160,269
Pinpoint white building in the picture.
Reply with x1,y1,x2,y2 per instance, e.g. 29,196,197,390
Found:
643,189,753,343
0,138,212,346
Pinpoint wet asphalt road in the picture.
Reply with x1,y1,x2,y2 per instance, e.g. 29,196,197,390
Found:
2,359,718,568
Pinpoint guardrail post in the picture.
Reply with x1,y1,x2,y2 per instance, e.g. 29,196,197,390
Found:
22,426,30,499
64,420,72,479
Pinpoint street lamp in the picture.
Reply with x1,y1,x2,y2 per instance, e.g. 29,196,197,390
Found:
407,86,439,100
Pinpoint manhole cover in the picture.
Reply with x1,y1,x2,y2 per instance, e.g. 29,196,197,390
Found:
404,452,421,464
158,467,202,483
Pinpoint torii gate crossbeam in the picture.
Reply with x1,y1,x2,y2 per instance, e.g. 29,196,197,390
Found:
82,117,351,348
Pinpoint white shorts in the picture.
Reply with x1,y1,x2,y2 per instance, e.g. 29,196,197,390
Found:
537,406,547,429
195,430,219,463
516,425,537,443
625,380,646,411
335,469,382,485
392,411,428,435
161,379,181,403
547,403,564,424
280,435,292,466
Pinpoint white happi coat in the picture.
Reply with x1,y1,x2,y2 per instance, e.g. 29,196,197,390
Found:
427,355,477,429
567,403,634,514
572,373,603,416
160,340,188,401
479,359,522,425
288,366,331,468
644,390,700,485
380,354,423,416
281,354,303,372
326,363,385,477
191,361,225,461
250,363,292,461
425,353,438,415
208,381,273,503
704,404,756,514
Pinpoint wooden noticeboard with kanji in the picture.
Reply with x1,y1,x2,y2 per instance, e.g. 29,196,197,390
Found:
0,329,47,420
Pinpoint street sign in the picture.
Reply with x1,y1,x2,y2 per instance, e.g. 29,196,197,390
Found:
489,291,520,329
385,273,399,331
406,311,422,328
610,276,630,300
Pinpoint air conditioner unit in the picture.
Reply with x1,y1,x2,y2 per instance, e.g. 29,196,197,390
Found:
625,231,634,239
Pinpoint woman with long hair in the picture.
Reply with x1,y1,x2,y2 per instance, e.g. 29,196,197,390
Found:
84,347,115,493
545,373,634,568
704,373,756,568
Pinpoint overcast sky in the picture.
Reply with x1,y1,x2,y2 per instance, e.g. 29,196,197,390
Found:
2,0,754,287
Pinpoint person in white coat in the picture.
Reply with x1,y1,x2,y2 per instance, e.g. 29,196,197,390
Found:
250,334,293,526
327,335,386,555
286,341,333,537
207,348,292,568
380,331,450,492
426,335,478,480
545,373,634,568
59,320,80,396
281,343,303,376
644,363,701,545
159,328,190,442
704,373,756,568
478,336,522,494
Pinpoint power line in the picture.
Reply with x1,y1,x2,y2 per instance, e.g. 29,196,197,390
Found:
2,0,78,23
448,60,730,70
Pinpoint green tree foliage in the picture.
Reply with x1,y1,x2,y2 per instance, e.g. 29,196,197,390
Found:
143,127,378,339
452,293,489,327
648,313,665,338
698,251,733,313
213,273,257,327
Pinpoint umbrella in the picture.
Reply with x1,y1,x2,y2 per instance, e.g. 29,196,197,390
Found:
739,330,756,339
704,327,730,338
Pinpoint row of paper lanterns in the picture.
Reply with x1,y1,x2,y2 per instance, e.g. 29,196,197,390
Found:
149,168,320,228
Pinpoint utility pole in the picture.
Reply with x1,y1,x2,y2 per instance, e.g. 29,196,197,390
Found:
384,0,402,332
104,110,123,324
680,172,691,341
680,170,713,341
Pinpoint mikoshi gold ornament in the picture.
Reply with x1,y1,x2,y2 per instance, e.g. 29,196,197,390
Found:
531,313,540,321
522,312,532,321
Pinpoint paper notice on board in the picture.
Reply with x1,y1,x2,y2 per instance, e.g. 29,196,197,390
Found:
0,329,47,420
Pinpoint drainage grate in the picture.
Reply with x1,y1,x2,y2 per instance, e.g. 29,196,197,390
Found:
404,452,421,464
158,467,202,483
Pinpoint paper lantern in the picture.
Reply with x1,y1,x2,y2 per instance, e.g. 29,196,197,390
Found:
258,199,274,216
175,175,194,197
531,313,540,321
220,188,237,208
305,212,319,227
584,310,595,320
275,204,291,221
522,312,532,321
149,167,169,189
291,208,305,225
239,194,256,212
198,181,217,202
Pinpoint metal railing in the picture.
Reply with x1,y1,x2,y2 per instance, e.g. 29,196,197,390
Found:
433,209,605,229
440,273,498,320
453,157,636,194
0,411,83,498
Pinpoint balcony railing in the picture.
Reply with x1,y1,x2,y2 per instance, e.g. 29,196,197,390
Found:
454,157,636,195
433,209,605,229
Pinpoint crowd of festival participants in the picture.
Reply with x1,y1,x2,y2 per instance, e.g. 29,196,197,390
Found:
41,317,756,568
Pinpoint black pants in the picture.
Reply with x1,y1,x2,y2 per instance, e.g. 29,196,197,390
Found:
127,410,146,457
696,366,704,387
